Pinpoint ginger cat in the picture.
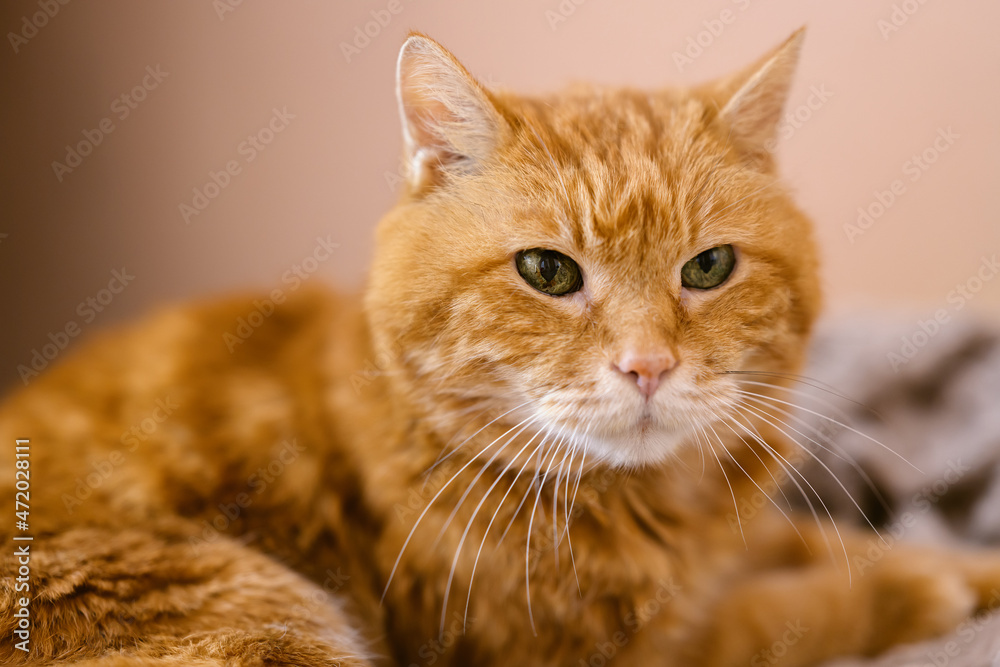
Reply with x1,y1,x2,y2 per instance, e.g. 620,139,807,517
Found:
3,29,999,667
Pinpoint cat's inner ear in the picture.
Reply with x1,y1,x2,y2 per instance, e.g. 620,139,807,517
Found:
396,34,505,192
716,27,805,157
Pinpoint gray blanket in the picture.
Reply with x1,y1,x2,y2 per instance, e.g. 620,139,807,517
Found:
794,314,1000,666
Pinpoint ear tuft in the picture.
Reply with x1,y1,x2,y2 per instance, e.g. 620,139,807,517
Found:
717,28,806,157
396,34,504,192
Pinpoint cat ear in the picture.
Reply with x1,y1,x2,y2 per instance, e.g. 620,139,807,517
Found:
716,28,805,156
396,33,506,192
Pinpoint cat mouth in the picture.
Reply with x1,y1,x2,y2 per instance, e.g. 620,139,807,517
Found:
636,412,656,432
537,393,719,466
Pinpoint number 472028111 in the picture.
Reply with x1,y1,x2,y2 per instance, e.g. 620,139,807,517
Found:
15,439,30,532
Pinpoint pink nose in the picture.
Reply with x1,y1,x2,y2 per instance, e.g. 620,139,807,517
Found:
614,350,677,398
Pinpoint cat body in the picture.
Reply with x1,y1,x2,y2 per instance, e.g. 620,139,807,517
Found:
3,30,999,667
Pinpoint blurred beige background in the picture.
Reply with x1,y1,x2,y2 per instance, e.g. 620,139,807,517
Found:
2,0,998,392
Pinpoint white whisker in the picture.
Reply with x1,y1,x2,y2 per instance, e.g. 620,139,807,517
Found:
735,400,887,546
525,438,568,636
724,372,877,414
725,409,851,585
736,390,893,519
440,426,548,635
463,437,548,629
423,399,534,489
381,412,537,604
703,422,807,547
701,422,747,548
431,416,539,548
733,388,921,473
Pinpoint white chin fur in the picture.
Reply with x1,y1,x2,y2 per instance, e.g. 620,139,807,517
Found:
566,423,695,469
531,382,737,468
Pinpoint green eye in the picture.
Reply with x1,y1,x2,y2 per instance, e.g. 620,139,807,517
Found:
515,248,582,296
681,244,736,290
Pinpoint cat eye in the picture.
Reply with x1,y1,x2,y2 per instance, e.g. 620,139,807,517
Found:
680,244,736,290
515,248,582,296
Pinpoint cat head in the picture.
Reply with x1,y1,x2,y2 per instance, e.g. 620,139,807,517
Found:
365,30,820,469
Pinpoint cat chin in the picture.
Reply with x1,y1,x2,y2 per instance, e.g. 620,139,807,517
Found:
572,425,695,469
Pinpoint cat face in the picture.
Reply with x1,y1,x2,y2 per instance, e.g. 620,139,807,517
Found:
365,31,819,469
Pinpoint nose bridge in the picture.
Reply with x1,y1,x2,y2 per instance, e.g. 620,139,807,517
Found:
613,292,678,354
609,293,680,399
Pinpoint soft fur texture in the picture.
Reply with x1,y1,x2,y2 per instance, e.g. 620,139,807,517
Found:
3,31,1000,666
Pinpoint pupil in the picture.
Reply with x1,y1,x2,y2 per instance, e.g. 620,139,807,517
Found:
539,253,559,282
697,250,715,274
